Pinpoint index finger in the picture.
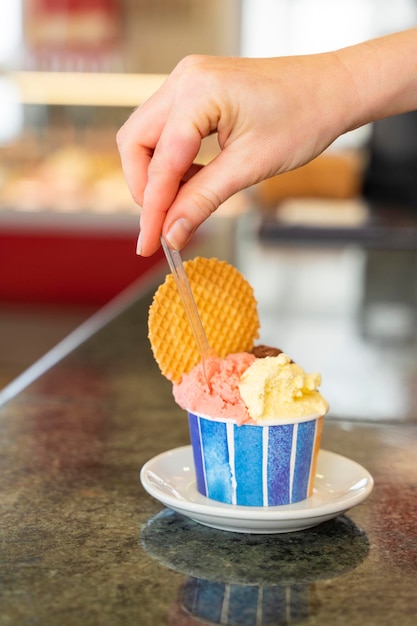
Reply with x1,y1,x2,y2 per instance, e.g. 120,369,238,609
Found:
116,77,173,206
138,118,206,255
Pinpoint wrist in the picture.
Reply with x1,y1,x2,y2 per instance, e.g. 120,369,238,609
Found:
335,28,417,132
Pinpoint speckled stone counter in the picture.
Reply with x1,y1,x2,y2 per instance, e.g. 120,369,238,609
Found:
1,235,417,625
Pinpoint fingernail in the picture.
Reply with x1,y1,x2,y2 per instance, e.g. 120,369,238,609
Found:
136,231,142,255
166,218,193,250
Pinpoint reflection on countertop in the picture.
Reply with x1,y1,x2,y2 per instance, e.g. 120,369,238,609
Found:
142,509,369,625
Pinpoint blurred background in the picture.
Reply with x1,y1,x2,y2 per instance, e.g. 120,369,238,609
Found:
1,1,416,421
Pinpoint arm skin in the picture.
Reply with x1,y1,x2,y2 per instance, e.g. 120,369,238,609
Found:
116,28,417,256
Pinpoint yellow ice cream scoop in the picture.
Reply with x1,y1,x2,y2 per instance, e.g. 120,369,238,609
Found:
239,353,329,422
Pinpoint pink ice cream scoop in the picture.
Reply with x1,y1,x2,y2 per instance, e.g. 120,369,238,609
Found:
173,352,256,425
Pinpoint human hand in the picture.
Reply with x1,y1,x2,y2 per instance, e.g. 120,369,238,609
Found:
117,53,356,256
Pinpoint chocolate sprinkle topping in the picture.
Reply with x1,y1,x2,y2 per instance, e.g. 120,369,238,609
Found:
251,345,283,358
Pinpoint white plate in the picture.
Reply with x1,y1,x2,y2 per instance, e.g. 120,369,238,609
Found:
140,445,374,534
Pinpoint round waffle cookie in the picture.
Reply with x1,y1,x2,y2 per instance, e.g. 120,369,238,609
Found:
148,257,260,383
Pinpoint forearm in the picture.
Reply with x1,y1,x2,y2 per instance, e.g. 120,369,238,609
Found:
335,28,417,132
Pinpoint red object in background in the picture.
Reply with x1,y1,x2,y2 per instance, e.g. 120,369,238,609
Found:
0,229,164,306
25,0,123,56
33,0,120,11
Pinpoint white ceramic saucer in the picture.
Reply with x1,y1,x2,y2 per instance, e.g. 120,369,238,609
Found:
140,445,374,534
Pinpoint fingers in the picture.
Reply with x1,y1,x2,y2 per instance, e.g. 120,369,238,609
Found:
141,147,257,255
117,55,290,256
116,75,174,206
118,62,219,256
137,123,215,255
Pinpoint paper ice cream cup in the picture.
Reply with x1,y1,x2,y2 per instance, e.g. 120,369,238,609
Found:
188,411,325,507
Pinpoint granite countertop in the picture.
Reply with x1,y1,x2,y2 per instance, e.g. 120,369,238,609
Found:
1,231,417,625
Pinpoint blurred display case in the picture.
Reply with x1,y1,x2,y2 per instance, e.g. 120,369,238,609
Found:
1,0,240,220
0,0,240,305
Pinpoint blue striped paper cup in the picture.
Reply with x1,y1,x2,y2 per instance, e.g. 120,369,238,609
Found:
188,411,325,506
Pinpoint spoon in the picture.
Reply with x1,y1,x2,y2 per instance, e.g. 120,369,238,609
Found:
160,237,212,388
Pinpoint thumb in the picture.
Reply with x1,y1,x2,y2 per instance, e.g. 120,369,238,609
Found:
161,148,258,250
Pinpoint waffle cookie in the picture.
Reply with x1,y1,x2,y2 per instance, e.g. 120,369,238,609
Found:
148,257,260,383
